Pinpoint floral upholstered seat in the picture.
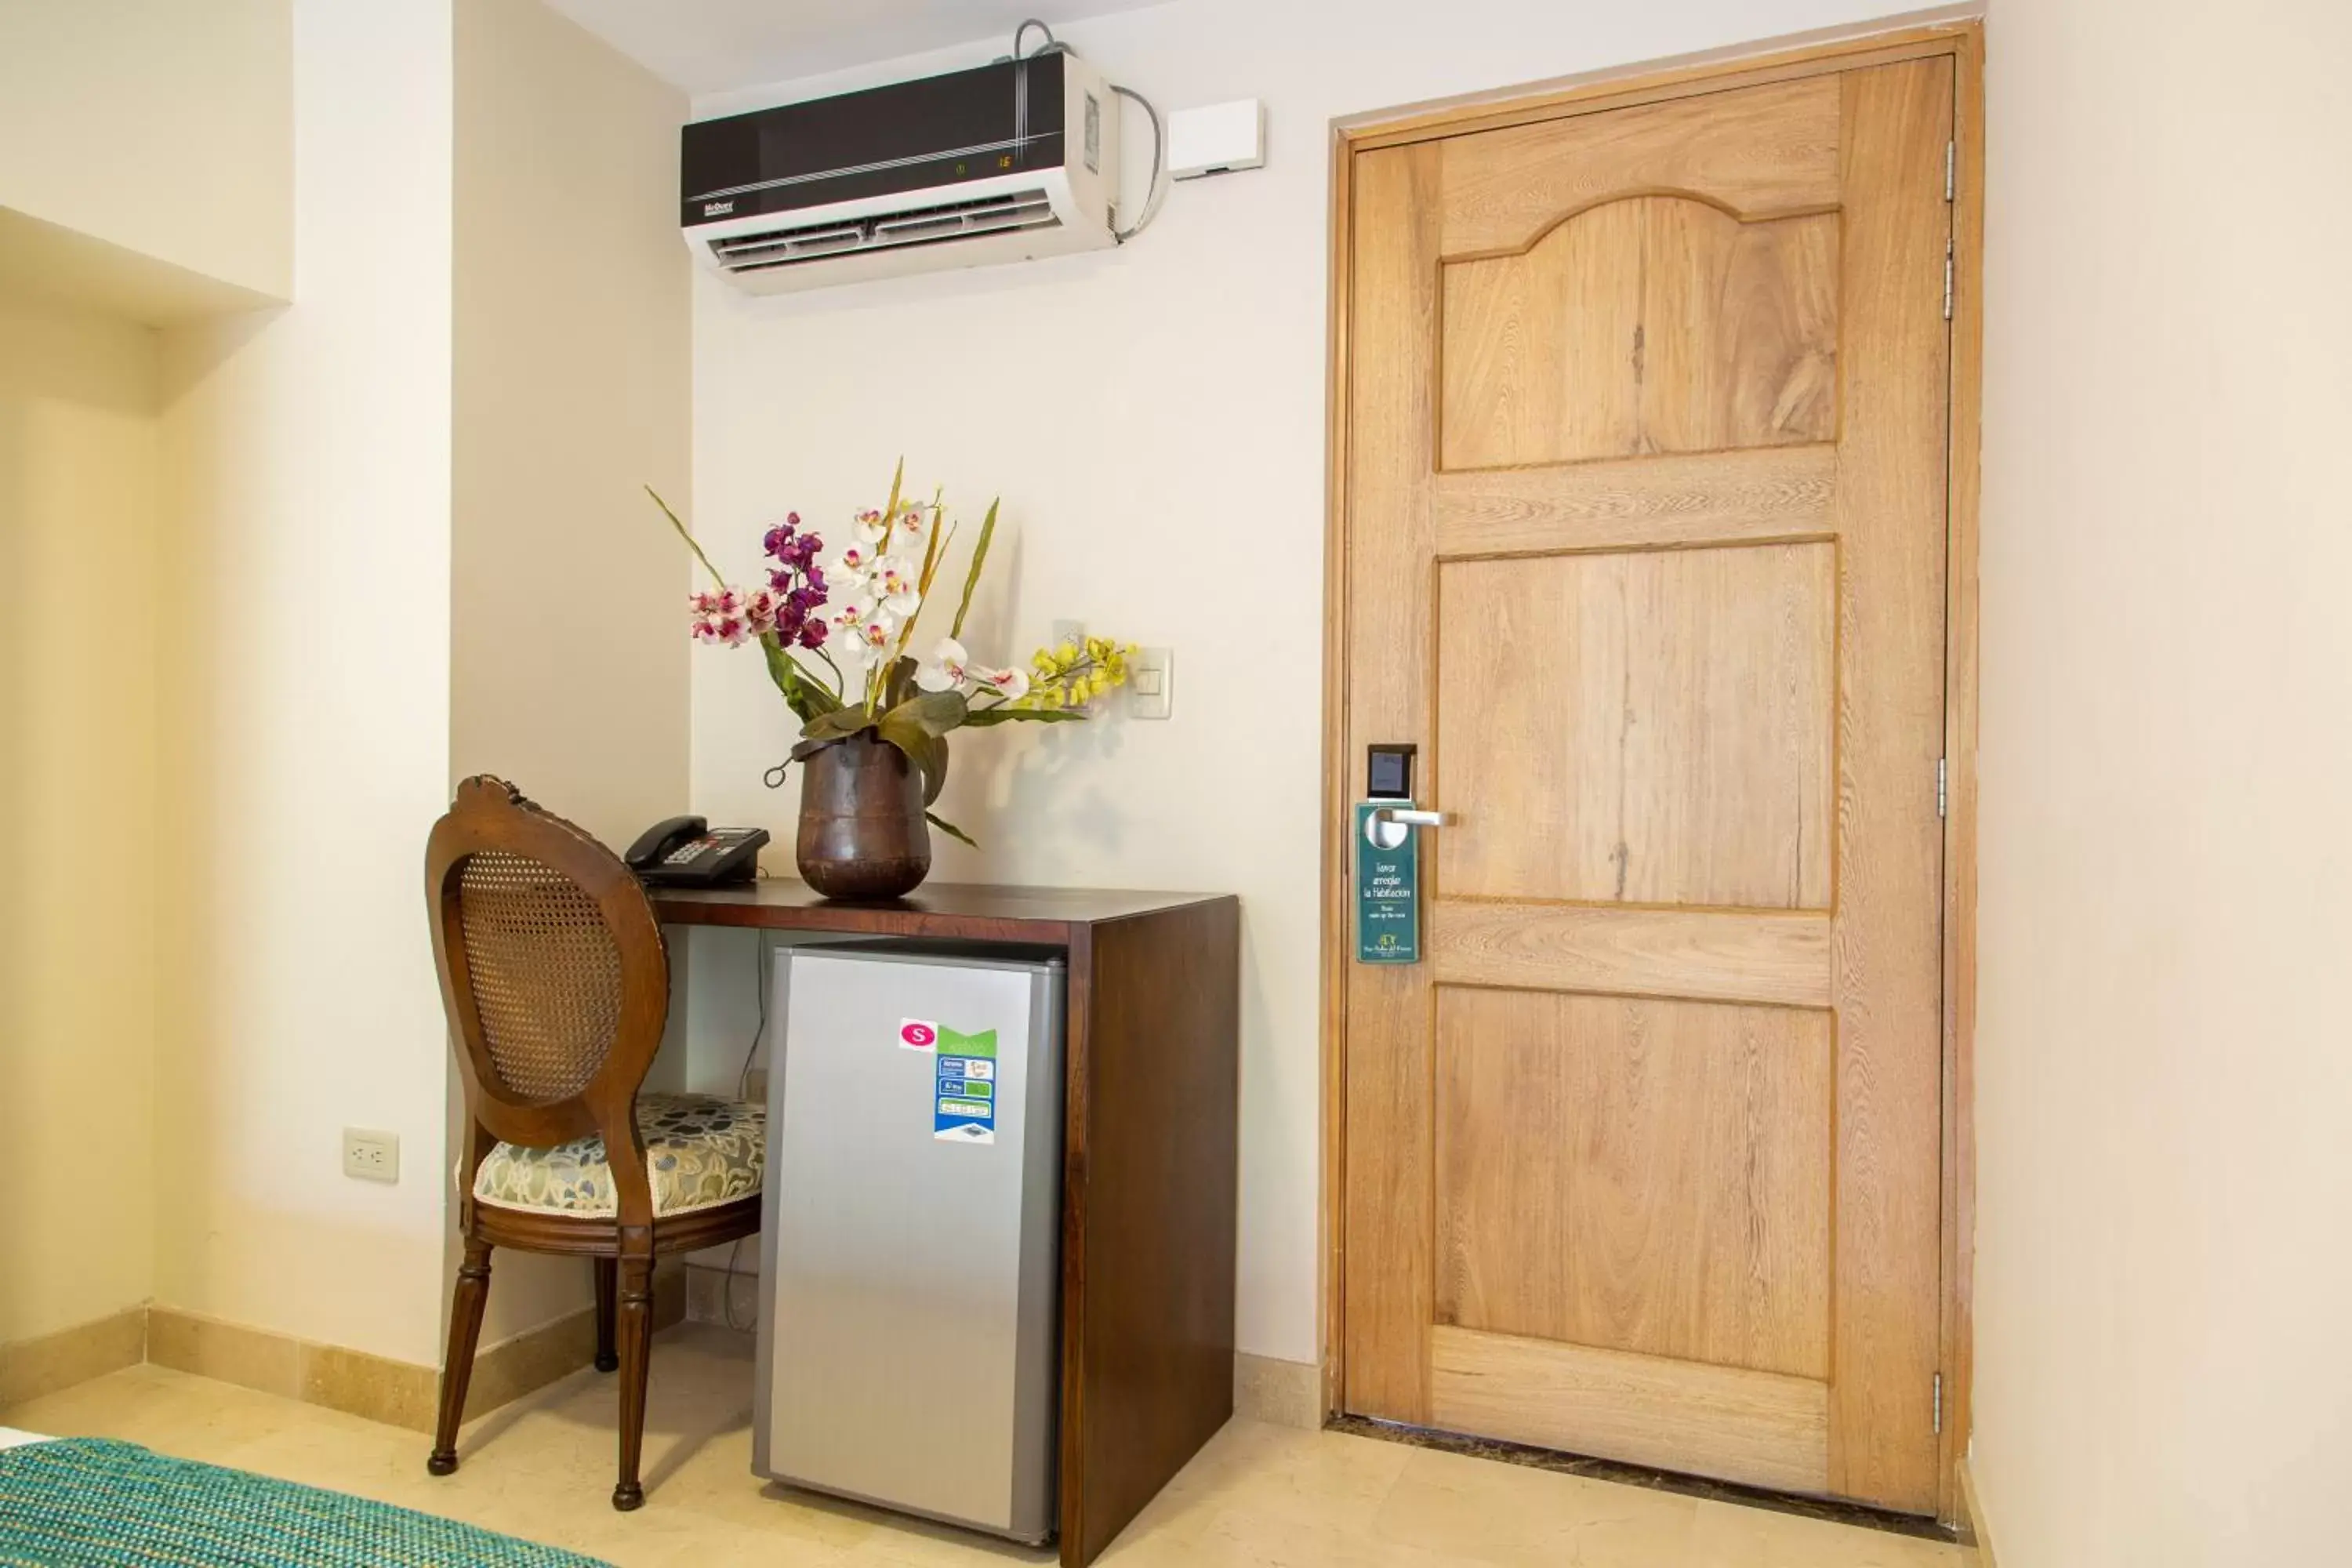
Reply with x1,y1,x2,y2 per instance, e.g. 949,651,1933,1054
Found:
472,1093,764,1218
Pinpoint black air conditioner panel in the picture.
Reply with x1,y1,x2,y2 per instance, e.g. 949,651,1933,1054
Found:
682,56,1066,228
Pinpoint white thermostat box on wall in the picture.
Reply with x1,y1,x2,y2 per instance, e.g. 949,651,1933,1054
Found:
1167,99,1265,180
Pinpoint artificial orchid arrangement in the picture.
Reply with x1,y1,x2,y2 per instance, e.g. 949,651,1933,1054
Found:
648,463,1134,847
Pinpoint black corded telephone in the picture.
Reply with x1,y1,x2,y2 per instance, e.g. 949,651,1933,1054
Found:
624,815,769,887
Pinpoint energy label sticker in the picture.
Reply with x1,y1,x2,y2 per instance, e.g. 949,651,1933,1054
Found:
933,1026,1000,1145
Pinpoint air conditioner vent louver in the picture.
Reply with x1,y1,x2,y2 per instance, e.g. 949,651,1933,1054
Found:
710,190,1062,274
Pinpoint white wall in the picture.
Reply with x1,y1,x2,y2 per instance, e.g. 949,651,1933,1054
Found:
0,0,292,300
687,0,1929,1367
450,0,693,1345
0,297,162,1345
1972,0,2352,1562
153,0,456,1367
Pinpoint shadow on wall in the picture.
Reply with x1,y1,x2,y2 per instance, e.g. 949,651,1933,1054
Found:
0,392,28,1338
144,308,268,1340
0,292,167,1345
887,523,1156,884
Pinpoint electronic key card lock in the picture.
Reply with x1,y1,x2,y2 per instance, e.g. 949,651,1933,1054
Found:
1355,744,1450,965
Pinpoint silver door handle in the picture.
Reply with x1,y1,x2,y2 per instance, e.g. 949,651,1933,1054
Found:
1364,807,1450,849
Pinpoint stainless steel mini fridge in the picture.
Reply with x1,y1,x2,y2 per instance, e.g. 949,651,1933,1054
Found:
753,941,1065,1543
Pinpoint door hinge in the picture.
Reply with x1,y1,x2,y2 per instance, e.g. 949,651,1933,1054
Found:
1937,758,1948,818
1945,140,1955,201
1933,1372,1944,1433
1943,241,1955,321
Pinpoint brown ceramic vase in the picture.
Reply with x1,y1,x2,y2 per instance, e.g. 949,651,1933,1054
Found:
794,731,931,899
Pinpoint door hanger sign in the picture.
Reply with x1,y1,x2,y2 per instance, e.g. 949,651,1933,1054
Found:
1356,800,1421,964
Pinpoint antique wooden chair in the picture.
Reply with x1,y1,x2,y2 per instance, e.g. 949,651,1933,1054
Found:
422,776,764,1509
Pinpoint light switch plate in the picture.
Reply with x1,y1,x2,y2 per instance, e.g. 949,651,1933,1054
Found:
343,1127,399,1184
1130,647,1173,720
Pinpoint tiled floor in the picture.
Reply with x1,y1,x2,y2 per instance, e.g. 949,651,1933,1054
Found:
2,1323,1970,1568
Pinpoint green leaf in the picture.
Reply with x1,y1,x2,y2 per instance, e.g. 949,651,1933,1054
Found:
916,732,949,804
867,726,947,804
877,692,965,806
879,689,969,740
763,632,841,724
949,497,999,641
647,485,728,588
960,706,1089,728
881,655,921,711
926,811,978,850
802,707,877,742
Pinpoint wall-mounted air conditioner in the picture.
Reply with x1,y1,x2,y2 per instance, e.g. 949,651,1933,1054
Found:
681,52,1120,292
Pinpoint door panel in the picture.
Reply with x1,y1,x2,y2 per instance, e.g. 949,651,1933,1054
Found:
1439,199,1838,469
1435,988,1831,1379
1341,59,1953,1513
1435,542,1835,909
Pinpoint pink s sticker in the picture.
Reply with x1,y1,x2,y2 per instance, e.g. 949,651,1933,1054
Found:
898,1019,938,1051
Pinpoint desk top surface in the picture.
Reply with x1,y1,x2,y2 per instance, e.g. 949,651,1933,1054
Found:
649,877,1230,936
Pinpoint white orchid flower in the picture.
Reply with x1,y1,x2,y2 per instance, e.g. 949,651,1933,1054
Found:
852,508,889,547
916,637,972,693
830,541,876,583
872,554,923,615
826,595,892,661
977,665,1031,701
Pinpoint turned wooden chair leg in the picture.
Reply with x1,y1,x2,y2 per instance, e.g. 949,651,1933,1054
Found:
427,1238,493,1475
611,1253,655,1510
593,1258,618,1373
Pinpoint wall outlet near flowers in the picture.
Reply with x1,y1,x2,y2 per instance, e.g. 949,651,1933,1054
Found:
1130,647,1173,720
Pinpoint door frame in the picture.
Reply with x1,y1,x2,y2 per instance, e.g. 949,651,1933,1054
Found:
1317,18,1986,1523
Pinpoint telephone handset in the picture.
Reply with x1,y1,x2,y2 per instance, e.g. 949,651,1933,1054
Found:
624,815,769,887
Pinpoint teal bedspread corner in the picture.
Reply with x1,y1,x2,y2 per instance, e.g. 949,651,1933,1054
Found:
0,1438,616,1567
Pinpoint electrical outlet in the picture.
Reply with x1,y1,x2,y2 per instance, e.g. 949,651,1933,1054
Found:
343,1127,400,1184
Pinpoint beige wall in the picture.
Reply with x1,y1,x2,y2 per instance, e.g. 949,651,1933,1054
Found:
1973,0,2352,1561
153,0,456,1368
449,0,693,1344
0,0,292,301
2,0,691,1373
685,0,1925,1367
0,296,162,1345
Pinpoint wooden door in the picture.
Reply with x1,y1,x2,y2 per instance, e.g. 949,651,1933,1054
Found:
1338,60,1952,1512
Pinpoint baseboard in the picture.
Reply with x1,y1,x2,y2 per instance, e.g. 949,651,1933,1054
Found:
146,1305,437,1431
1234,1352,1323,1430
1957,1455,2002,1566
144,1263,687,1435
0,1308,148,1412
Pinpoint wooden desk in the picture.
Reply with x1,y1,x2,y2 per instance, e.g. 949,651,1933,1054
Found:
651,880,1240,1567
